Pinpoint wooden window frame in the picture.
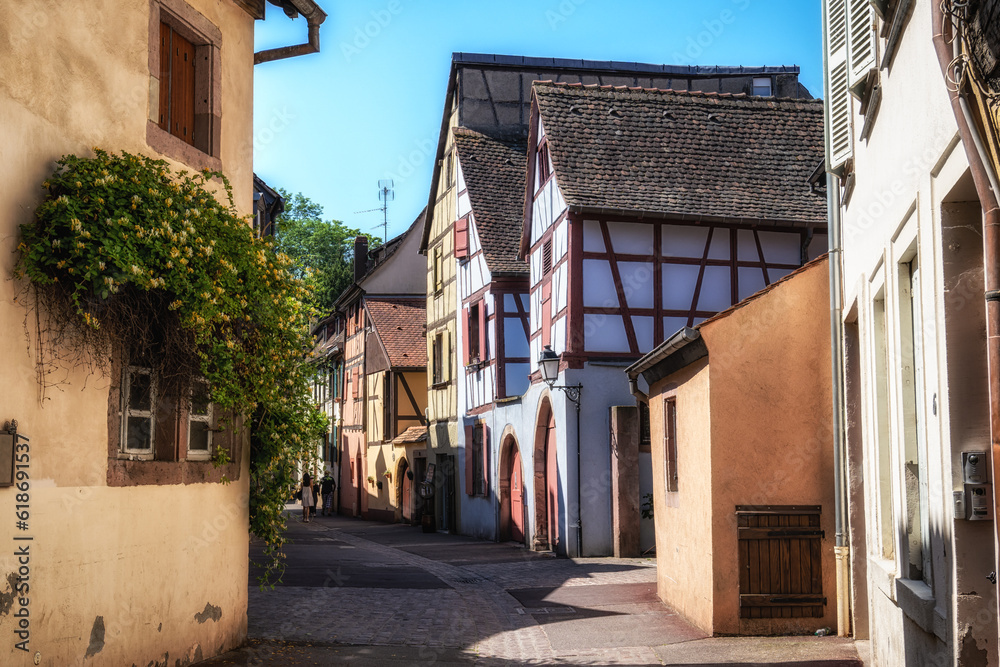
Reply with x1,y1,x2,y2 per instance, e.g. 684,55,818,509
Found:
663,397,678,493
121,366,157,458
186,378,213,462
147,0,222,171
433,245,444,295
432,333,445,386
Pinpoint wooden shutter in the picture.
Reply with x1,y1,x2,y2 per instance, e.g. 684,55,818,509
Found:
159,22,196,146
847,0,877,96
823,0,852,169
158,23,171,132
455,216,469,259
541,282,552,348
478,300,488,363
462,307,471,365
351,367,359,399
481,424,490,496
465,424,475,495
737,506,825,619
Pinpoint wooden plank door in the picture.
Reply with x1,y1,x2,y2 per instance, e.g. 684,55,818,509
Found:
511,449,524,543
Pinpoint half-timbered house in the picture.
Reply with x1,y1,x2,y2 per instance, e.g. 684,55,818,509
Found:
508,82,827,556
337,213,426,519
421,52,814,537
362,297,427,523
452,128,531,539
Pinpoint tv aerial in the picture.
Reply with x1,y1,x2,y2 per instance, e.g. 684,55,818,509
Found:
353,179,394,244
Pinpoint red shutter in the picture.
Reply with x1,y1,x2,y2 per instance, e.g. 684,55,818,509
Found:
482,424,490,497
478,300,488,363
352,367,359,399
455,216,469,259
461,306,470,366
465,424,474,495
541,281,552,348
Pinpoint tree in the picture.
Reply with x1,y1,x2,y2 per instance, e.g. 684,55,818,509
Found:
273,191,371,313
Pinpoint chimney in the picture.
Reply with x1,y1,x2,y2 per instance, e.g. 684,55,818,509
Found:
353,236,369,282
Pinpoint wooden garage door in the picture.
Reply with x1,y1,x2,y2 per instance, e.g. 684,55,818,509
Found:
737,505,825,619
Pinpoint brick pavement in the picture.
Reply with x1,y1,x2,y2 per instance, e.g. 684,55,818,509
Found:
199,513,863,666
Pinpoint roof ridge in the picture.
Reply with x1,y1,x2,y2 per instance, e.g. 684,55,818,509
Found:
533,80,822,105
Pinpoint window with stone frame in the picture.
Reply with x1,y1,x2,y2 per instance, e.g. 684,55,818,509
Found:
147,0,222,171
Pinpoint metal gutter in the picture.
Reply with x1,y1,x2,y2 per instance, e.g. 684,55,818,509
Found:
254,0,327,65
624,327,704,400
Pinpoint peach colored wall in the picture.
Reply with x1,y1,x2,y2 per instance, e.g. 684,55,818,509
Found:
0,1,254,664
649,359,715,633
647,257,834,636
702,257,835,635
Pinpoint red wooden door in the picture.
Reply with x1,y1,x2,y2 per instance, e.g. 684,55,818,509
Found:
545,411,559,551
511,449,524,543
402,469,413,523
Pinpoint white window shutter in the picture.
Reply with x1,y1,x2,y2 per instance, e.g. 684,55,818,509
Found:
848,0,878,96
824,0,853,170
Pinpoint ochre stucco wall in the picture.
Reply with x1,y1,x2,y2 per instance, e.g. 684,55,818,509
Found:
649,359,715,632
702,257,835,635
648,257,834,636
0,1,254,664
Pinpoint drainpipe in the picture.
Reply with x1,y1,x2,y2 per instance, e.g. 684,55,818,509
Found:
932,0,1000,559
828,174,851,637
254,0,327,65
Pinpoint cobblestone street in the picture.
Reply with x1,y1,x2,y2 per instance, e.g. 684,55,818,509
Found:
198,511,863,666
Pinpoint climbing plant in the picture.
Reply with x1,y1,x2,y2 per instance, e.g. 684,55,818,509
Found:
14,149,326,583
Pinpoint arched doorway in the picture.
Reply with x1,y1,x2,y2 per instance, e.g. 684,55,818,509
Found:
499,431,526,544
532,397,559,552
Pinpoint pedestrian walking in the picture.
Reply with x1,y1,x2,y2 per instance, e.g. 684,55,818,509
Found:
321,470,336,516
300,472,314,522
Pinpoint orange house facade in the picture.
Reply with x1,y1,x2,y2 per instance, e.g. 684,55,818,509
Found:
626,256,836,636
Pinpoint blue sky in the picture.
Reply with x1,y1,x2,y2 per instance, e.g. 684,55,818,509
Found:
253,0,823,241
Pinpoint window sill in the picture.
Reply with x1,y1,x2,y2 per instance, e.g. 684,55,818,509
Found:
431,381,450,390
146,120,221,173
895,577,947,641
118,451,155,461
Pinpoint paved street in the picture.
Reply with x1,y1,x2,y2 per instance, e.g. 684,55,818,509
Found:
198,511,863,666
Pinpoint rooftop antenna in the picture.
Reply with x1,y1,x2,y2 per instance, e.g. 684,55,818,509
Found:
376,180,394,244
353,179,394,245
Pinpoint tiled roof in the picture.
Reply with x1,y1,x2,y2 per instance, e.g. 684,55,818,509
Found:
365,298,427,369
533,82,826,226
453,128,528,275
392,425,428,445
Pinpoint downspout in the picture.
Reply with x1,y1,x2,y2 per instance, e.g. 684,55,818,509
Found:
932,0,1000,559
575,390,582,558
828,174,850,638
254,0,327,65
628,377,648,403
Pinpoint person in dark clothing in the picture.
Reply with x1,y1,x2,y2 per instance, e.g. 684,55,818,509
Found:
320,471,337,516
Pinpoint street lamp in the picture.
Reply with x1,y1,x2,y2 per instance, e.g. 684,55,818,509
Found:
538,345,581,404
537,345,583,557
